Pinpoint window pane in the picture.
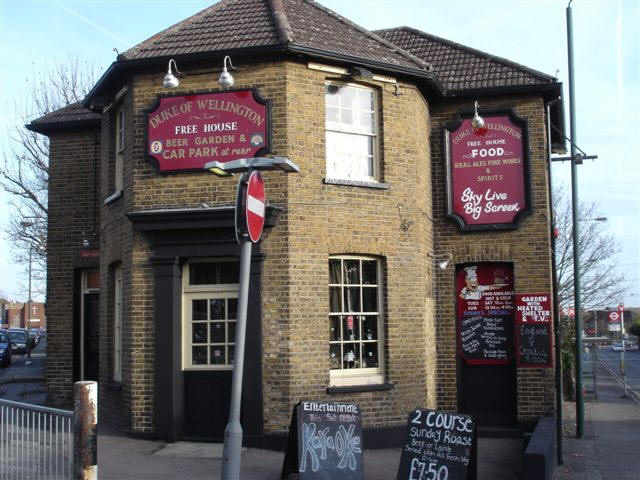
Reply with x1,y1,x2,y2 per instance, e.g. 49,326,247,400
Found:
358,89,374,111
362,287,377,312
192,323,207,344
329,287,341,312
190,262,239,285
330,344,341,370
340,107,354,125
362,261,377,284
192,346,207,365
210,299,225,320
211,347,225,365
340,86,356,109
228,345,235,365
228,298,238,319
86,270,100,289
359,112,374,133
362,316,378,340
330,316,341,341
192,300,207,320
210,322,225,343
343,343,360,369
228,321,236,343
343,260,360,284
345,287,361,312
325,84,340,103
343,315,360,341
326,105,339,125
329,259,341,284
363,342,379,368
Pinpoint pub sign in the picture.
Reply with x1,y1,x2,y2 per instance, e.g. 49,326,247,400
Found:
444,109,531,231
146,89,270,172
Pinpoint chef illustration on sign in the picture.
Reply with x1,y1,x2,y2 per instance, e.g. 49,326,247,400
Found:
459,266,508,300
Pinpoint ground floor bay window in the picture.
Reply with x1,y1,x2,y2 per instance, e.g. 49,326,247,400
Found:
329,256,384,387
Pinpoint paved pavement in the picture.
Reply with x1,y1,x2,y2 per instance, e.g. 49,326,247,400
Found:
3,339,639,479
555,360,640,479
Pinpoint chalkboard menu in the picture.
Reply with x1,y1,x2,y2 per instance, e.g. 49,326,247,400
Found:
397,408,476,480
456,263,514,365
281,401,364,480
515,294,552,368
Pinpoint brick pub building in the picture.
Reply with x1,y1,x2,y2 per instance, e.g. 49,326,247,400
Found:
29,0,564,446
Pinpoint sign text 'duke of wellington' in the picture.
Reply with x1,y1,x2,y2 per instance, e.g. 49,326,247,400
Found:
146,89,270,172
444,109,531,231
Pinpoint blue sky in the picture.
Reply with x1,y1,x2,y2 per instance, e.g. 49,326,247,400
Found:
0,0,638,306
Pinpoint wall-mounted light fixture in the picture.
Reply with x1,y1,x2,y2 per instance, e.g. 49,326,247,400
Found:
471,100,487,135
348,66,374,81
428,252,453,270
219,56,236,88
163,59,183,89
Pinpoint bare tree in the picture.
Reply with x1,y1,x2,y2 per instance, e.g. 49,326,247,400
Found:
553,187,629,311
1,57,99,293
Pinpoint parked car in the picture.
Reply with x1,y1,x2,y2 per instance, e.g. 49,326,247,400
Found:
7,330,28,354
8,328,36,349
0,330,12,367
610,341,633,352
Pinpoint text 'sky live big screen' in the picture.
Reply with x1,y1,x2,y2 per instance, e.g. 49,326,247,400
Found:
146,90,269,172
446,112,530,230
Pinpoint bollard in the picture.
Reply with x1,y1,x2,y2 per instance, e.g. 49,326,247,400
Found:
74,381,98,480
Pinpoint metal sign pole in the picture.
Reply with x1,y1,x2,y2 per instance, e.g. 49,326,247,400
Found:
221,235,252,480
619,305,627,398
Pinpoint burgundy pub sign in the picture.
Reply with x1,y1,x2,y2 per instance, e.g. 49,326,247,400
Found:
444,109,531,232
146,89,271,172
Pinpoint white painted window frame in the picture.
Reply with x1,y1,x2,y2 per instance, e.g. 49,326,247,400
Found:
182,260,239,371
329,255,385,387
325,82,379,183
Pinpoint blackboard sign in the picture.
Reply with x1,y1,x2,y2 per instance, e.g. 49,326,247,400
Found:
515,294,552,368
397,408,476,480
281,401,364,480
456,263,515,365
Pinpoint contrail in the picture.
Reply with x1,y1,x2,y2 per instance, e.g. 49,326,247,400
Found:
55,2,132,47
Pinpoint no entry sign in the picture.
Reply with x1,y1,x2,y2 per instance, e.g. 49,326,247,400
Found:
245,171,265,243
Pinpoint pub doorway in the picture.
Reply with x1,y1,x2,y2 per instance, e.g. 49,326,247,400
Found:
182,260,239,439
455,262,517,427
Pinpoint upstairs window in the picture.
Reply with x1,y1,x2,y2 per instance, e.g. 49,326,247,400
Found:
325,83,378,182
114,105,124,193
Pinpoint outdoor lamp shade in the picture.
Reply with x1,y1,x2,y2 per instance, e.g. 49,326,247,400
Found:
219,56,235,87
163,72,179,89
471,100,487,135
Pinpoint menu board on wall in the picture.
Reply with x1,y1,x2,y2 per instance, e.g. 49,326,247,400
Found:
444,109,531,232
515,294,552,368
146,89,270,172
456,263,515,365
281,401,364,480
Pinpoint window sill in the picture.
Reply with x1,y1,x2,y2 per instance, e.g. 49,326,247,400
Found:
104,190,122,205
326,383,394,394
323,178,390,190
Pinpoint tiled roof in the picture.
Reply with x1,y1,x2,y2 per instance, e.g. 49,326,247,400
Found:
376,26,556,92
26,102,100,133
120,0,429,72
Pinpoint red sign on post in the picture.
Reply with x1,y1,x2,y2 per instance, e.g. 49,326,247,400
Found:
245,171,265,243
445,110,531,231
146,89,270,172
515,294,552,368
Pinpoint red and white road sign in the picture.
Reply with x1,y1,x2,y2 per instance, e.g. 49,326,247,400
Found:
245,171,265,243
608,311,620,323
618,304,624,313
